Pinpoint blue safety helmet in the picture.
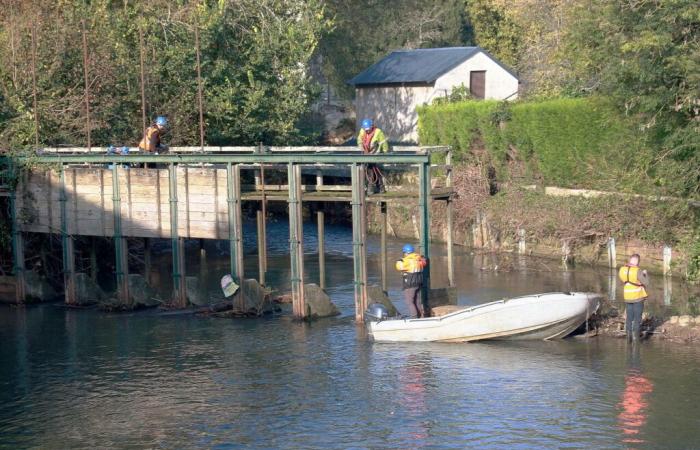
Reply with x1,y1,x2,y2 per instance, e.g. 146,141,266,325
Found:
361,118,373,130
155,116,167,127
402,244,415,254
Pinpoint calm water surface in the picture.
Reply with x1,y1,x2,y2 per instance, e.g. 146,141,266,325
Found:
1,222,699,448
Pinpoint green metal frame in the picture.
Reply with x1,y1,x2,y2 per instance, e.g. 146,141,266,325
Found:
419,161,431,307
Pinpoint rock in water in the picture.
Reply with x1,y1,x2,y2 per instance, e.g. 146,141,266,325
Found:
428,287,457,309
303,283,340,319
367,285,399,317
231,279,273,316
24,270,57,302
74,273,104,305
127,274,160,307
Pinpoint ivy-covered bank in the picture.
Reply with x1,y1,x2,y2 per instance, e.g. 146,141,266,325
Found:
415,98,700,281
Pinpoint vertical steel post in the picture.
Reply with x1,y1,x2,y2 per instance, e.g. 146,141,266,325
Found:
351,164,368,321
259,165,268,274
112,164,129,304
288,163,306,318
80,19,91,150
9,162,25,303
418,161,431,309
226,163,244,308
60,166,76,304
257,210,266,285
169,163,186,306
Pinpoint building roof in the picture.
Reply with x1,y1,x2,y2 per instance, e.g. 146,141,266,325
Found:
348,46,518,86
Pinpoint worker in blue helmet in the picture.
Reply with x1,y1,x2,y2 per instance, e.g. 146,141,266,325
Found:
357,118,389,193
139,116,168,154
395,244,428,318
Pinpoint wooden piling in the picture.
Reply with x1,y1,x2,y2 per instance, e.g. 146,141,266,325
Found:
169,163,186,306
112,164,129,304
380,202,387,292
288,163,306,318
351,164,368,321
318,210,326,290
59,166,76,304
226,163,244,309
257,210,266,286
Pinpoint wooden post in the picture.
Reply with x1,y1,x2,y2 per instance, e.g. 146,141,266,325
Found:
446,148,454,287
607,237,616,268
257,210,266,286
226,163,244,309
60,166,76,304
318,210,326,290
112,164,130,304
351,164,368,322
288,163,306,318
90,237,98,281
663,246,672,276
380,202,387,292
169,163,186,306
316,169,326,290
144,237,152,283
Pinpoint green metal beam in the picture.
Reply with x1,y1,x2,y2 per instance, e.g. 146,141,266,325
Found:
16,153,430,165
419,161,431,310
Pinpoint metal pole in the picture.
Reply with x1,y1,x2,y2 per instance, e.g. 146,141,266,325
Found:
260,165,267,274
351,164,368,322
81,19,91,150
418,161,431,310
227,163,244,309
169,163,185,306
380,202,387,292
60,166,76,304
30,24,39,148
112,164,129,304
288,163,306,318
9,162,25,303
194,19,205,150
138,25,147,135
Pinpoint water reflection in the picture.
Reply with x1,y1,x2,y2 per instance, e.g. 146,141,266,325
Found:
617,345,653,448
397,353,433,446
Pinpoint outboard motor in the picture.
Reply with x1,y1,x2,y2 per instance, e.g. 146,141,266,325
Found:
365,303,389,322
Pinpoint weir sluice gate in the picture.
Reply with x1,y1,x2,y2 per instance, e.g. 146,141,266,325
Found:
3,146,454,321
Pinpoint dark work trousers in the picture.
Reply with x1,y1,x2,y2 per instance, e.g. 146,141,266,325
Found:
403,286,423,318
625,300,645,338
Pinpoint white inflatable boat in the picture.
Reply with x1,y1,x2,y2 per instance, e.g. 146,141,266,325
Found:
366,292,601,343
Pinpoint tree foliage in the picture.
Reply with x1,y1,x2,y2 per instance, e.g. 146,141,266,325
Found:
0,0,330,149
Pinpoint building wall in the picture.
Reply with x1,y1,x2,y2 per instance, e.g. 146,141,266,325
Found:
434,51,519,100
355,85,433,143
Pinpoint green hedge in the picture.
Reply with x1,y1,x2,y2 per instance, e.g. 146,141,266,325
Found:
418,97,652,191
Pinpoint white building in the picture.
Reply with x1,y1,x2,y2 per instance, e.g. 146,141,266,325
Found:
349,47,520,143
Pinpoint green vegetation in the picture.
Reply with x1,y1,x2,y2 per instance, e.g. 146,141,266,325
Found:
0,0,330,150
419,98,660,193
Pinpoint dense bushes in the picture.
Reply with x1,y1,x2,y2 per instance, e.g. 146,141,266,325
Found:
418,97,657,193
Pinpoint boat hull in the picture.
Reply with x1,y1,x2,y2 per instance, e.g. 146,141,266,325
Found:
368,292,600,343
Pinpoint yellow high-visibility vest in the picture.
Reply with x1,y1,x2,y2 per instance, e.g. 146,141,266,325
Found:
395,253,425,273
618,265,648,302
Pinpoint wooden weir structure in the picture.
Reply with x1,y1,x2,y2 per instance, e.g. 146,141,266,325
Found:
4,146,454,321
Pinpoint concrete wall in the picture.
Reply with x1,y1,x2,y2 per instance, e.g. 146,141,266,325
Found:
434,51,519,100
354,85,433,143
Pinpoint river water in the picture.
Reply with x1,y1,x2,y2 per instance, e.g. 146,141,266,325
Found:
1,222,699,448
